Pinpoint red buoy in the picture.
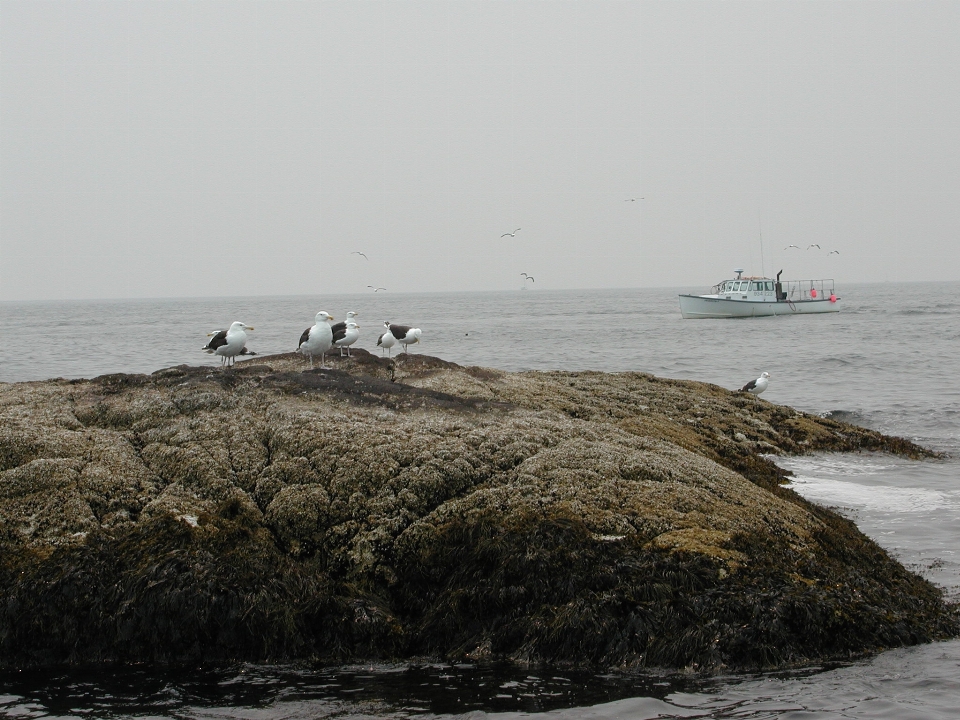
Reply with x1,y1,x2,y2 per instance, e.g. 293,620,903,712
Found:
829,294,837,303
810,288,818,298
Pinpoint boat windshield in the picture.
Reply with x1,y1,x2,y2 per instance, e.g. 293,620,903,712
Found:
723,280,775,292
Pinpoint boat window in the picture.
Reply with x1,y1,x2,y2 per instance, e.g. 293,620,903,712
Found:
735,282,745,291
765,281,773,291
751,282,762,291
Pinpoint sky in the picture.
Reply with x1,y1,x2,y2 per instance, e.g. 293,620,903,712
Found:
2,0,960,301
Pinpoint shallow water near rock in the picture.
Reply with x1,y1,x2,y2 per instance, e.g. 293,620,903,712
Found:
1,281,958,718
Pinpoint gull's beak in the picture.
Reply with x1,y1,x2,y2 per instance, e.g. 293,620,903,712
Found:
247,326,255,331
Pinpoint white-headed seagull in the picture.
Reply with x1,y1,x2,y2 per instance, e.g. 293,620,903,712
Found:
331,311,360,356
740,372,770,396
298,311,334,368
380,321,422,354
203,321,254,367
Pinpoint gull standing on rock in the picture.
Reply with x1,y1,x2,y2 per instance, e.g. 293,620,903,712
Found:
380,321,422,354
331,311,360,356
740,372,771,396
203,322,254,367
377,322,398,356
298,311,334,368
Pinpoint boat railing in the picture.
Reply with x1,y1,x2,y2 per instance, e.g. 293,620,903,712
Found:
780,279,835,301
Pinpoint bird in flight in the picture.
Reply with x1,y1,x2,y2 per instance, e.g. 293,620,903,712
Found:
829,250,840,255
625,197,644,202
351,251,369,260
784,244,800,250
367,285,386,292
807,244,821,250
521,273,535,283
501,228,521,238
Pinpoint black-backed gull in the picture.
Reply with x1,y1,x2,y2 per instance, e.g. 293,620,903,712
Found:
740,372,770,396
203,322,254,367
298,311,334,368
331,311,360,356
380,321,422,354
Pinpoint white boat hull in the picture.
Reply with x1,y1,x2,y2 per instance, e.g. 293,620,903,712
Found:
678,294,840,319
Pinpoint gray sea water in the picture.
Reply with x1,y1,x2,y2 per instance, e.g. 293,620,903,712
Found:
1,281,959,719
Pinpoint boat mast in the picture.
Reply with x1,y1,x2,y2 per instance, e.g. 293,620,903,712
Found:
758,213,766,277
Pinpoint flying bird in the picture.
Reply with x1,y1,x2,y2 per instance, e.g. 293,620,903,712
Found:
739,372,771,396
500,228,521,238
829,250,840,255
351,251,369,260
521,273,535,283
298,311,334,369
367,285,386,292
807,244,821,250
625,197,644,202
203,322,254,367
784,244,800,250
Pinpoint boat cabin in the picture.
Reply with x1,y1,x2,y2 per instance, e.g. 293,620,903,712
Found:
717,278,777,301
710,269,778,302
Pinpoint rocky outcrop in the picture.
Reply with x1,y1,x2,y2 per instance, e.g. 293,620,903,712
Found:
0,350,955,670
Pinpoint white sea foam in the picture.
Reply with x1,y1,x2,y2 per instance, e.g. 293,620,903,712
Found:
785,474,958,513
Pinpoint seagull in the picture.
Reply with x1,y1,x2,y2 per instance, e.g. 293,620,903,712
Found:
807,244,821,250
500,228,521,238
367,285,386,292
784,244,800,250
829,250,840,255
379,321,422,355
334,321,360,357
739,372,770,396
377,323,398,356
331,312,360,356
203,322,254,367
351,251,369,260
521,273,535,283
298,311,334,368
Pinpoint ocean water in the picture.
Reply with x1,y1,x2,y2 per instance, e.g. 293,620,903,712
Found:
1,281,958,718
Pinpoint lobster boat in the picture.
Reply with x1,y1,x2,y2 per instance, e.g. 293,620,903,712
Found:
678,269,840,319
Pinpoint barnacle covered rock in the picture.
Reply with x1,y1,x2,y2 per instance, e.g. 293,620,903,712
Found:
0,350,954,670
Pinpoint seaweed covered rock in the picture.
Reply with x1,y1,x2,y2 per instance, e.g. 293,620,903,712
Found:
0,350,955,670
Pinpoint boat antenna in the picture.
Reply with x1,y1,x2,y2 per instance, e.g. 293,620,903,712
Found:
758,213,766,277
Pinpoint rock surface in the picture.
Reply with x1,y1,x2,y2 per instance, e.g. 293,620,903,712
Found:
0,350,956,670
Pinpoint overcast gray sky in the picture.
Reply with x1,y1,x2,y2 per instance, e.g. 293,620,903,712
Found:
2,0,959,301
